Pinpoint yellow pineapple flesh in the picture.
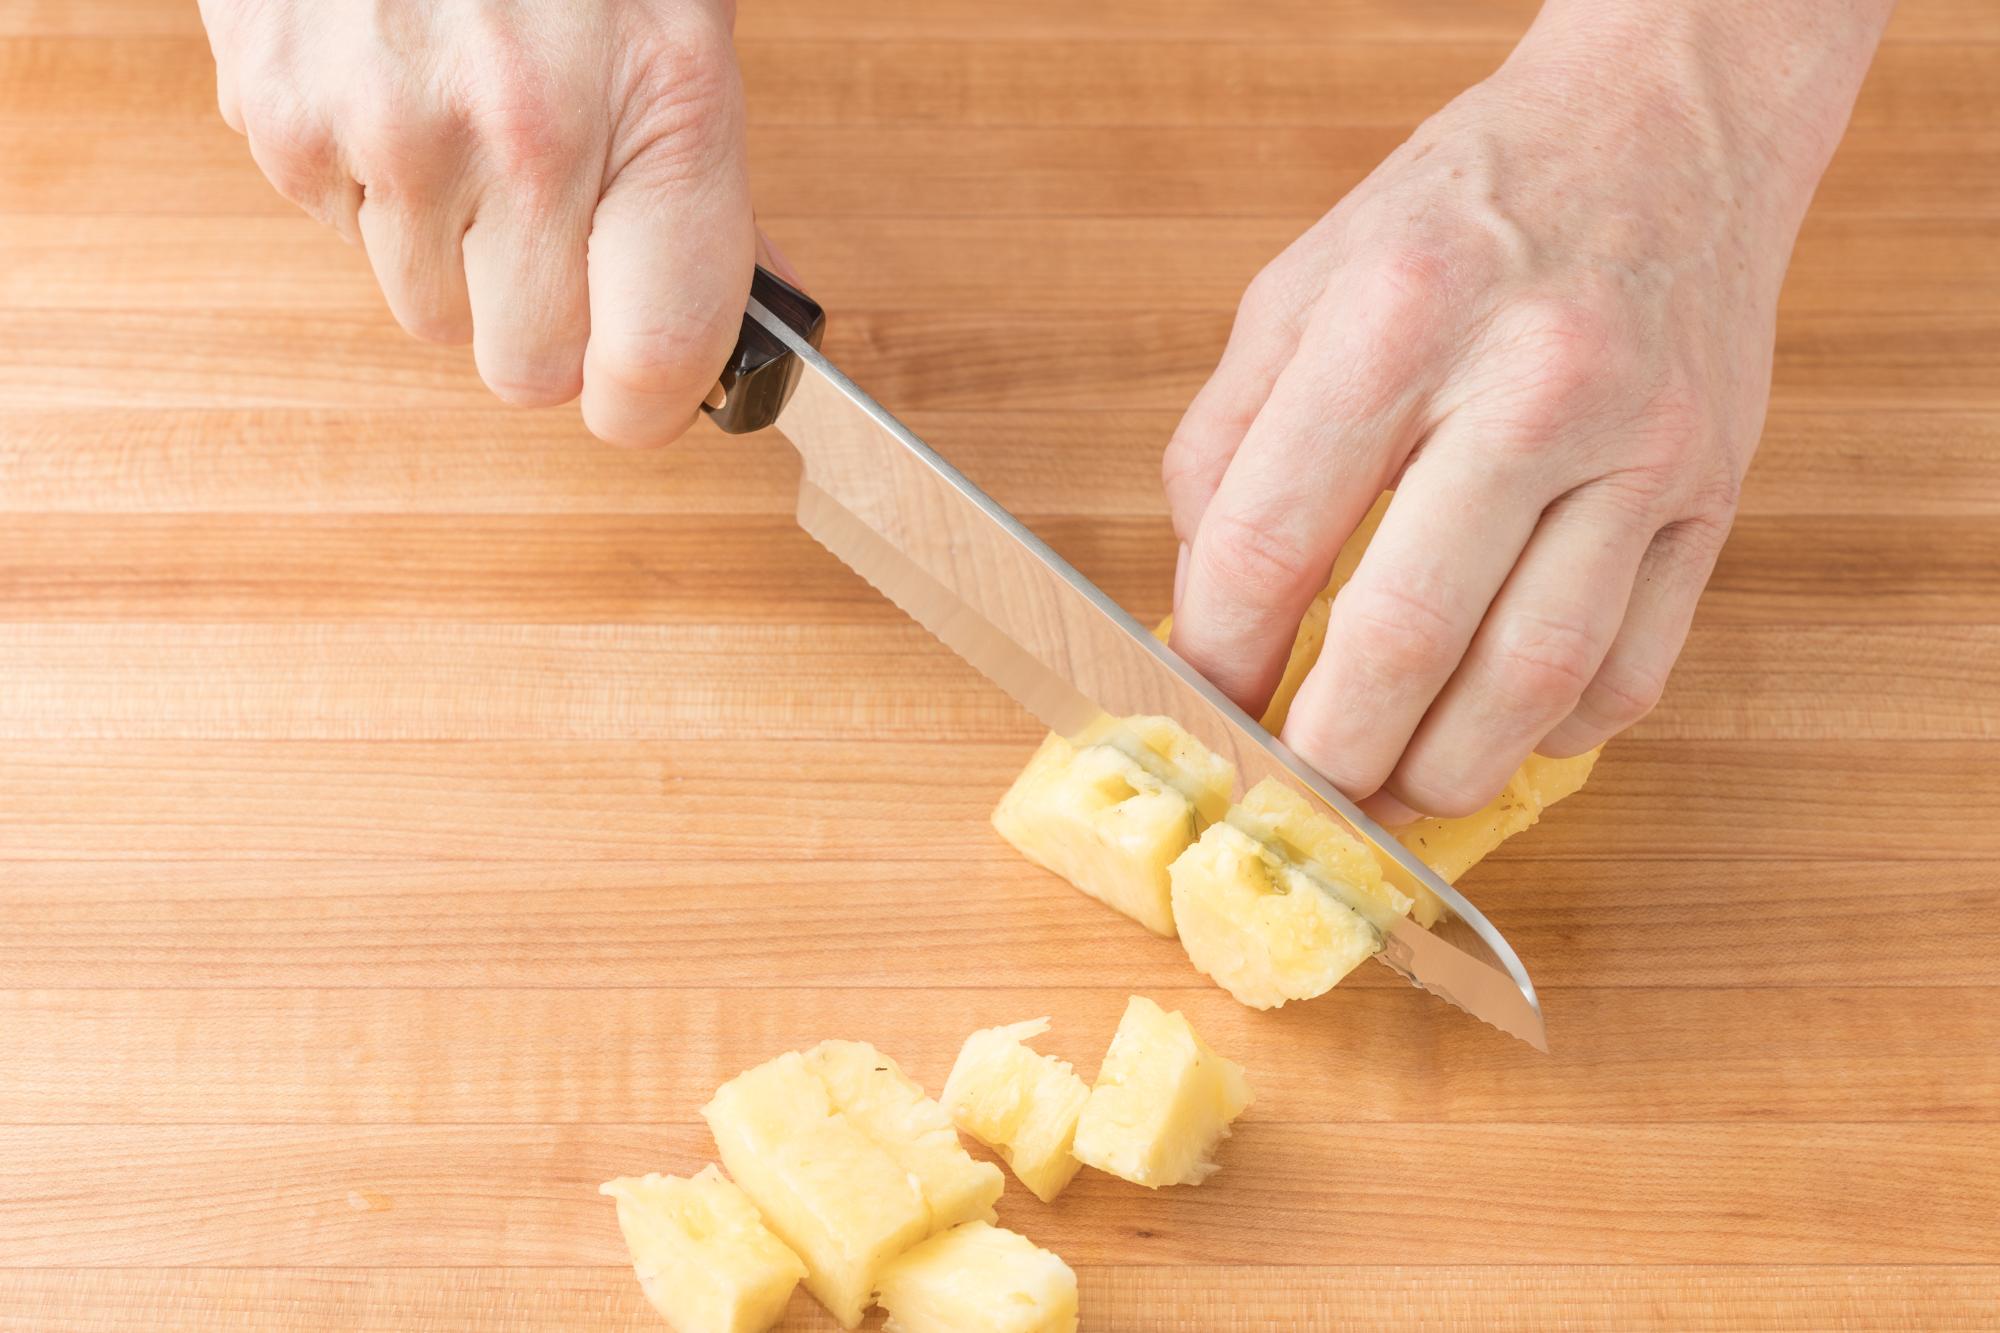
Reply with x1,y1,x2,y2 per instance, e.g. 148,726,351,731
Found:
800,1040,1004,1234
873,1221,1079,1333
1071,995,1252,1187
599,1166,805,1333
1170,821,1381,1010
991,716,1234,937
1383,747,1602,912
939,1018,1090,1202
701,1052,931,1328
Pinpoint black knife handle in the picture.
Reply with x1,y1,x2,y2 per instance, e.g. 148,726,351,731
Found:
703,265,826,435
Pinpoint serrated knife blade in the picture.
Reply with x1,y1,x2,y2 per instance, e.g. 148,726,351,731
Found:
720,284,1548,1052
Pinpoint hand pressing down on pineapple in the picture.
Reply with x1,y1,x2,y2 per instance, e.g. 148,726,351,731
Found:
1161,0,1895,827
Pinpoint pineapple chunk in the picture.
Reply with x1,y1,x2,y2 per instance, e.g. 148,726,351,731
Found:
1172,781,1414,1009
702,1052,931,1328
1071,996,1252,1188
801,1040,1004,1233
874,1221,1078,1333
1383,747,1602,913
1170,821,1381,1010
992,715,1234,937
939,1018,1090,1202
599,1166,805,1333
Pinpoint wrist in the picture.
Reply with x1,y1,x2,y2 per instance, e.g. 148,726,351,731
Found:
1499,0,1893,238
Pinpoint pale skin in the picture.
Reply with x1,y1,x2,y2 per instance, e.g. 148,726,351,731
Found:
199,0,1895,820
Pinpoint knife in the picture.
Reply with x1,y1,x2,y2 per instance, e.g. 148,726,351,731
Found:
704,266,1549,1052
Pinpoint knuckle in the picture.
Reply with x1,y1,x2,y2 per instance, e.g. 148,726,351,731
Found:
400,307,473,347
616,30,738,179
1334,577,1463,683
589,318,730,401
1393,764,1506,821
243,98,335,192
482,356,584,409
1582,655,1669,728
1363,243,1457,323
1486,610,1602,715
1193,511,1321,608
1282,712,1391,800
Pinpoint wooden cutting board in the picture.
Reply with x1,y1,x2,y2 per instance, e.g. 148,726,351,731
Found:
3,1,1998,1328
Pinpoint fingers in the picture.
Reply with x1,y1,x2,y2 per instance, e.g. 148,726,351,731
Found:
462,194,593,406
580,43,755,447
1278,438,1547,806
1379,484,1659,816
1537,514,1728,758
358,199,474,346
1169,252,1455,713
1160,264,1319,549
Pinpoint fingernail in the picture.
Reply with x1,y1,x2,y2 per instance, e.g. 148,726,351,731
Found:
1173,542,1190,611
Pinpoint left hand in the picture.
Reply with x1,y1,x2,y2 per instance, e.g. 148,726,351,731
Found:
1162,9,1857,823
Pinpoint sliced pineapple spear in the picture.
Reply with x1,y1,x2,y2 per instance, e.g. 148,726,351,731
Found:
702,1044,1003,1329
1072,995,1253,1188
599,1166,806,1333
940,1018,1091,1202
874,1221,1079,1333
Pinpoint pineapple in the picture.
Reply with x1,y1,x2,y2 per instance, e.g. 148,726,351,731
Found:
992,715,1234,937
701,1052,932,1328
1171,780,1416,1009
939,1018,1091,1202
1383,747,1602,910
800,1040,1004,1234
599,1166,805,1333
1071,995,1252,1188
873,1221,1079,1333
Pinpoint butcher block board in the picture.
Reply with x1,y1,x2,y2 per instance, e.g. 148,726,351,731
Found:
2,1,1999,1329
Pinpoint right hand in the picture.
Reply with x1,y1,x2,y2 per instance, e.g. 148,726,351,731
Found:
198,0,759,445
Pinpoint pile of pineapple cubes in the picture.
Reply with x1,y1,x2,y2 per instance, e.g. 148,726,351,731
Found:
995,495,1600,1011
602,995,1251,1332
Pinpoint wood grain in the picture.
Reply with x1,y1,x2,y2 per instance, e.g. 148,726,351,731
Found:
4,1123,1997,1267
4,3,1996,1329
4,986,1994,1125
6,1268,1998,1333
4,859,1995,991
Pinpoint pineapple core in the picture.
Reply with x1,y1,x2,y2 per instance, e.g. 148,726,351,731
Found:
1072,995,1253,1188
991,714,1235,937
702,1046,997,1329
940,1018,1091,1202
599,1165,805,1333
874,1221,1079,1333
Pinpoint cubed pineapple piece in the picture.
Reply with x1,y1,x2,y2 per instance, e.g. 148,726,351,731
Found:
1170,821,1380,1010
1172,781,1413,1009
992,715,1237,937
1071,995,1252,1187
801,1040,1004,1233
702,1053,931,1328
599,1166,805,1333
939,1018,1090,1202
1236,780,1409,925
1383,747,1602,916
874,1221,1079,1333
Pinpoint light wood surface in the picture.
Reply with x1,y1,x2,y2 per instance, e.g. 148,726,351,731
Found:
2,2,1995,1329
